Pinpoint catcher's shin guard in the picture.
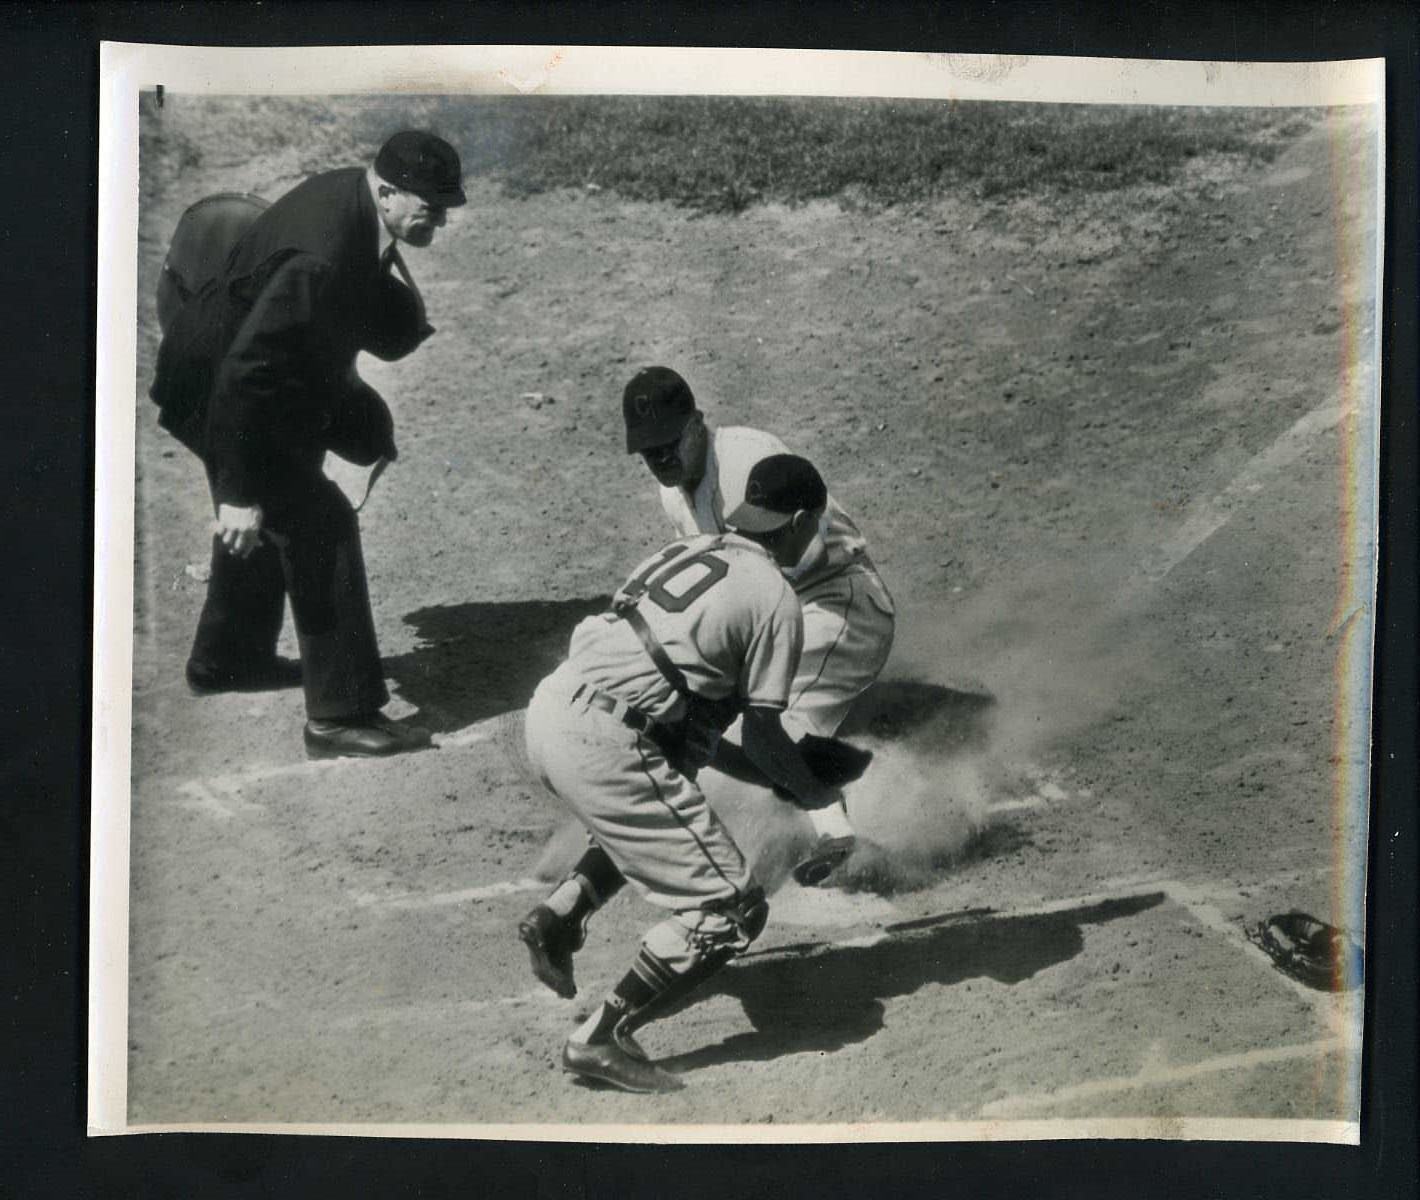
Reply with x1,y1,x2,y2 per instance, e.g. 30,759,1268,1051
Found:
617,887,769,1037
576,887,769,1049
570,842,627,907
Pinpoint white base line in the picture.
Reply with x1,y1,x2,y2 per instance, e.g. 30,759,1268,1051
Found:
434,724,500,750
1161,879,1331,1004
978,1037,1346,1118
328,988,561,1031
1140,397,1350,584
157,717,507,809
985,797,1049,816
172,780,264,820
353,878,546,910
167,753,381,799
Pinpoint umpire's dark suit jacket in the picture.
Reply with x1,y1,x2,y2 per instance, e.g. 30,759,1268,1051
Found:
151,166,427,719
153,166,413,509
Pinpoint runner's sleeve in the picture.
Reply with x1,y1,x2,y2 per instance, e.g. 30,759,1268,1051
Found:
737,579,803,709
659,485,701,538
715,427,791,522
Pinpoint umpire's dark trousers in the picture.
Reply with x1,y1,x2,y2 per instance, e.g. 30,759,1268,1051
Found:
189,465,390,720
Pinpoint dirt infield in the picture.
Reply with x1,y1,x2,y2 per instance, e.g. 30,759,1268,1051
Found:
124,99,1375,1131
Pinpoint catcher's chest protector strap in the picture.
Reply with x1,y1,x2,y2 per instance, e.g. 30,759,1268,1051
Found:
614,539,735,701
611,538,743,751
612,598,694,701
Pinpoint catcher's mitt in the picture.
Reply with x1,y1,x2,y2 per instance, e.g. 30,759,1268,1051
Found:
798,735,874,787
1247,911,1362,992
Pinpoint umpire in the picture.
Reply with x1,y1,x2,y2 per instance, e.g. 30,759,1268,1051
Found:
150,130,465,758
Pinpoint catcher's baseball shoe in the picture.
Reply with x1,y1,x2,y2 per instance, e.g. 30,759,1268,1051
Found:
791,834,856,888
612,1023,649,1062
562,1038,684,1093
518,905,584,999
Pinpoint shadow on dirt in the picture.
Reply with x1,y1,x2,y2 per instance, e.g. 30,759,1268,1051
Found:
383,596,610,732
839,679,996,752
661,891,1165,1073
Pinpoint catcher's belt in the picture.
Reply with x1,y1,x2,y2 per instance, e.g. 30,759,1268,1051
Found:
571,680,709,776
572,682,656,734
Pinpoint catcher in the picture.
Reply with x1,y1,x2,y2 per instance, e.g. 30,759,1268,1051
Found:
622,365,897,881
519,454,846,1093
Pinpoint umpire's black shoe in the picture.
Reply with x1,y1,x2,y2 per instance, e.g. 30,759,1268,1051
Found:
562,1038,684,1093
518,905,583,999
302,713,433,759
186,657,303,696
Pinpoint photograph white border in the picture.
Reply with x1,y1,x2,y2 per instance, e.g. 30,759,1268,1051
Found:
92,42,1384,1142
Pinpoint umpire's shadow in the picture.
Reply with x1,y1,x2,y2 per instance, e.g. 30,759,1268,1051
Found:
660,892,1165,1074
383,596,611,733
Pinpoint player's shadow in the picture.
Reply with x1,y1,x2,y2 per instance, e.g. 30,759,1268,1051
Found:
659,891,1164,1074
839,679,996,754
382,596,611,733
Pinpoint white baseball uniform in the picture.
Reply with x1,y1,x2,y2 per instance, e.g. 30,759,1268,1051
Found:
657,424,896,739
525,532,802,967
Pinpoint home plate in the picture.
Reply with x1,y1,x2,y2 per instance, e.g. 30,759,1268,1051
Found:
769,880,899,928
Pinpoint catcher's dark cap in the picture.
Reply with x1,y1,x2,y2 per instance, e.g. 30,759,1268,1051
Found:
374,131,467,207
623,366,697,453
726,454,828,533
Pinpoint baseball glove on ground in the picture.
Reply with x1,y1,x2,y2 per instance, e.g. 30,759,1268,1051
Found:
1247,911,1361,992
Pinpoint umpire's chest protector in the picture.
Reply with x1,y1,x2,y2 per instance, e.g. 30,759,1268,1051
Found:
150,167,396,457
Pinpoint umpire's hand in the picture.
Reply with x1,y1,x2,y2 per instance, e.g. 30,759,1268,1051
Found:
214,503,264,558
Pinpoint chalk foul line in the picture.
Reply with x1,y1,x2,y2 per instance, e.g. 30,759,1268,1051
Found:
352,878,546,911
1140,397,1351,584
977,1037,1346,1118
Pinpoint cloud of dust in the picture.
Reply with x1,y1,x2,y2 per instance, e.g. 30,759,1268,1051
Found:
699,745,990,896
839,740,991,892
899,552,1161,768
822,552,1161,892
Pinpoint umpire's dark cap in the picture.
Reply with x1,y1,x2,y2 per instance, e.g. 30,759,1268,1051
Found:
623,366,698,453
375,131,467,207
726,454,828,533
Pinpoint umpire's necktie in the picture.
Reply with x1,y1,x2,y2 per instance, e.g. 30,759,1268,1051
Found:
380,242,433,337
353,244,418,514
